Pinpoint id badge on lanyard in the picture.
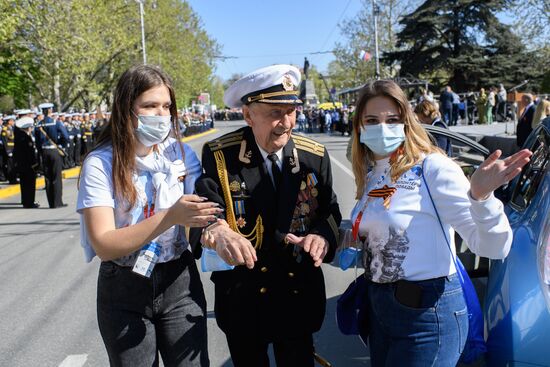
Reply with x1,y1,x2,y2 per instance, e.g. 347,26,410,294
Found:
133,241,161,278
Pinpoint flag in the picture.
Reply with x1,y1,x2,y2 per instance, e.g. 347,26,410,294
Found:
359,50,372,62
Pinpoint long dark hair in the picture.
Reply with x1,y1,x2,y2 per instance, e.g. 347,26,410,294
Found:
84,65,183,209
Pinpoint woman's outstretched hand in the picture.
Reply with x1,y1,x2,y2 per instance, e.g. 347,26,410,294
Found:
470,149,532,201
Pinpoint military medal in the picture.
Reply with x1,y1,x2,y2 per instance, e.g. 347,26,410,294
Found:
310,187,318,197
306,172,318,187
229,180,241,192
299,217,306,233
300,202,310,215
234,200,247,228
300,181,306,190
236,217,247,228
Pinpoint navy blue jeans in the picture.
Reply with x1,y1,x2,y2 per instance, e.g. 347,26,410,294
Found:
367,273,468,366
97,250,209,367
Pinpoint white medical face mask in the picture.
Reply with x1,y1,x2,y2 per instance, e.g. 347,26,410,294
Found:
359,123,405,156
134,113,172,147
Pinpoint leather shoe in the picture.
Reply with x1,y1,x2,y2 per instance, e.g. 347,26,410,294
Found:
23,203,40,208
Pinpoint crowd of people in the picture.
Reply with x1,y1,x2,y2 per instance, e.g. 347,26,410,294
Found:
72,63,533,367
0,104,222,208
2,57,549,366
0,107,108,208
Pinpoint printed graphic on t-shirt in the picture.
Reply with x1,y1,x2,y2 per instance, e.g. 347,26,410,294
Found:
364,226,410,283
395,165,422,191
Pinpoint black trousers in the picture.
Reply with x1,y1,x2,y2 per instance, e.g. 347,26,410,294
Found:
42,149,64,208
226,333,313,367
74,140,81,165
0,150,6,180
19,169,36,207
6,154,17,184
97,252,209,367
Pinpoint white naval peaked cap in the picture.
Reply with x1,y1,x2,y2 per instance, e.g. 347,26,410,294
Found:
223,64,302,108
16,109,33,115
15,117,34,129
38,102,54,109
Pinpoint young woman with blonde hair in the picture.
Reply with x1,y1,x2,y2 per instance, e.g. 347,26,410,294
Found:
348,80,531,366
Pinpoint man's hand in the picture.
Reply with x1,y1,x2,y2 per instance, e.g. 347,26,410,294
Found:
285,233,329,267
208,223,257,269
201,219,229,249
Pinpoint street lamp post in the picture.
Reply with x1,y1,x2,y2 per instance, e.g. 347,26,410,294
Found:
373,0,380,80
136,0,147,64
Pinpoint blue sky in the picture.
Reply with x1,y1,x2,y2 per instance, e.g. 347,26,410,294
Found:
186,0,363,81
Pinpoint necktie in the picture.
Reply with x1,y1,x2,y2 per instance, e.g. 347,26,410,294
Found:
267,153,282,190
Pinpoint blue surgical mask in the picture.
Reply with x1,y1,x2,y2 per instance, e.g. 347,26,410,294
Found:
134,113,172,147
360,123,405,156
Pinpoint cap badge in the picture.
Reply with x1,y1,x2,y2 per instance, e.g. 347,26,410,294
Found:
282,74,294,91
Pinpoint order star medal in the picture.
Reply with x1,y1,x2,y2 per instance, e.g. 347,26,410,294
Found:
234,200,247,228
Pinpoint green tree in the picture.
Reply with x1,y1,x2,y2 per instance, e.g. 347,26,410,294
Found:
145,0,220,107
0,0,219,112
385,0,542,91
209,76,225,108
0,1,32,107
509,0,550,91
332,0,420,86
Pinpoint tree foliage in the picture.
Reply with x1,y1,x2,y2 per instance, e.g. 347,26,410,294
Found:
331,0,420,87
0,0,219,111
385,0,543,91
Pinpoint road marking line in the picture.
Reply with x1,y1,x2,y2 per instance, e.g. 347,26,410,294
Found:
181,128,218,142
329,154,354,178
59,354,88,367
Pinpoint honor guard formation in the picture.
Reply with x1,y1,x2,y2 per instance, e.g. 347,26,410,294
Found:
0,104,108,208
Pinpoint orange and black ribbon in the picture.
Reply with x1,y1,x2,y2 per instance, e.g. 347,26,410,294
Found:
368,184,397,209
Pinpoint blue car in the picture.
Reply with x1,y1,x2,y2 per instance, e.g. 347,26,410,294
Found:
425,122,550,366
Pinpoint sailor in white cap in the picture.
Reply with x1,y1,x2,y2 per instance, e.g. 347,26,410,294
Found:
81,111,94,156
191,64,341,366
14,116,40,208
36,102,69,208
1,114,17,183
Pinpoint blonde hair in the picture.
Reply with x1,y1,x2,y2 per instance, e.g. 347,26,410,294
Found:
414,99,440,120
533,99,550,128
351,80,441,199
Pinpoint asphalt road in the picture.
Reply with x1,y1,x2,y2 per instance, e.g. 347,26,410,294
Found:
0,120,370,367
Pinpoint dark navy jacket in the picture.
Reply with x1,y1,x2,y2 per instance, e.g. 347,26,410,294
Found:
35,116,69,149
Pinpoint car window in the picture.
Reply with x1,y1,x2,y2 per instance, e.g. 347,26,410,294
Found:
426,132,486,178
510,129,550,210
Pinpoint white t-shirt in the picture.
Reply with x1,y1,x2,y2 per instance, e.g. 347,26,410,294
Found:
350,153,512,283
76,138,201,265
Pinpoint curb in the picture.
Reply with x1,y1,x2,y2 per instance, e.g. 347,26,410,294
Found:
0,129,218,200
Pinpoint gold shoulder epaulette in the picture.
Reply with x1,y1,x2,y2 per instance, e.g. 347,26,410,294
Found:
293,134,325,157
208,131,244,151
